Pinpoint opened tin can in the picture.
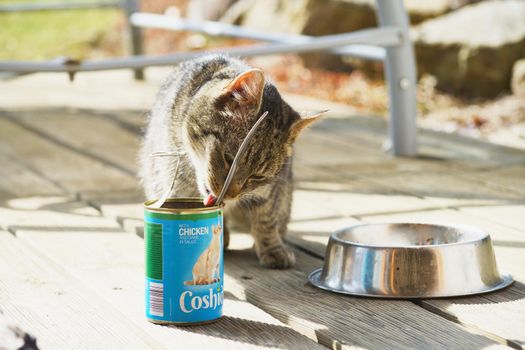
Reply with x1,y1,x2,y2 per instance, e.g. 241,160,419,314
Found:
144,198,224,325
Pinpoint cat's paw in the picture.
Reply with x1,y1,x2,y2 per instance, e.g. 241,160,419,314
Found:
258,246,295,269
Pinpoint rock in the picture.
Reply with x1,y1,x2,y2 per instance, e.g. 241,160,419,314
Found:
238,0,468,30
187,0,238,21
511,58,525,97
404,0,477,24
237,0,474,72
413,0,525,97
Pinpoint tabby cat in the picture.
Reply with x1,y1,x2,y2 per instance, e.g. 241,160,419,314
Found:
139,55,323,268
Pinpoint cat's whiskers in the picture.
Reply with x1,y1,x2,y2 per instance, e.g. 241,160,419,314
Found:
140,55,323,269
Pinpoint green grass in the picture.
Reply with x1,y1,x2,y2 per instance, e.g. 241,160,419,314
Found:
0,1,122,60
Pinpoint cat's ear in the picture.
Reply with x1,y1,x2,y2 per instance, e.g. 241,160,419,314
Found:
222,69,265,108
288,110,328,143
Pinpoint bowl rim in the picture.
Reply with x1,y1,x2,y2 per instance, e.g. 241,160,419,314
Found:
330,222,490,249
308,268,514,299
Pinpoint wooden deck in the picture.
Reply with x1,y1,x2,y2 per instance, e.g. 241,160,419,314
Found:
1,73,524,349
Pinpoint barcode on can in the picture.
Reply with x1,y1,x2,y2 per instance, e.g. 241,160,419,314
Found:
149,281,164,317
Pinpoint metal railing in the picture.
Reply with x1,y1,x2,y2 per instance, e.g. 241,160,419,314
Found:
0,0,417,156
0,1,121,12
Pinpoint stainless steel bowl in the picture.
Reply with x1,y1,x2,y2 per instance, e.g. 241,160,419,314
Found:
309,223,513,298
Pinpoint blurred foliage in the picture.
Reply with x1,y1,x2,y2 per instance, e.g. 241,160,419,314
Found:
0,0,122,60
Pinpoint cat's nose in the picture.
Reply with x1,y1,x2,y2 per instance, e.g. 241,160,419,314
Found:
225,182,242,199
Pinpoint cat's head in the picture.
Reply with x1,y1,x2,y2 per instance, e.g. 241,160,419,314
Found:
182,67,325,201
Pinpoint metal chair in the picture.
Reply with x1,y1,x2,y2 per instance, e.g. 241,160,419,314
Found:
0,0,417,155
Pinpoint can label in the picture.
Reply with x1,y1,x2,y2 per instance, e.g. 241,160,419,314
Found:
144,208,224,323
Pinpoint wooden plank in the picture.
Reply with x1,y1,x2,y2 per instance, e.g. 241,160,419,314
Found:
82,185,439,246
222,233,508,350
358,209,525,348
6,198,323,350
0,230,160,350
107,111,144,133
286,217,362,255
79,191,145,234
6,194,506,349
0,196,122,233
296,125,524,210
306,126,477,175
294,129,381,169
314,118,525,168
0,153,64,199
0,115,137,195
291,185,436,221
84,187,520,348
295,126,471,177
15,231,325,349
457,164,525,197
13,108,142,174
26,211,503,349
358,171,523,207
458,205,525,233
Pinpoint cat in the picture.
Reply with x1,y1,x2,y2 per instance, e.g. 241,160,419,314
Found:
139,54,324,269
185,224,221,285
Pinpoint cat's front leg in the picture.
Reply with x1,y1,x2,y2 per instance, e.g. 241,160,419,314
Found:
250,203,295,269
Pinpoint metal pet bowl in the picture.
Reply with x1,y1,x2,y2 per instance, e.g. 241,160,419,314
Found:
309,223,513,298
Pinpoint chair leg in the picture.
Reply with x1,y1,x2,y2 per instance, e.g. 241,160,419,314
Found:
124,0,145,80
375,0,418,156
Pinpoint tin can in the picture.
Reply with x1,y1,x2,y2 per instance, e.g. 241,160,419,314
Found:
144,198,224,325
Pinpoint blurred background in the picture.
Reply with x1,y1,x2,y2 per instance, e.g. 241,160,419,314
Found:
1,0,524,149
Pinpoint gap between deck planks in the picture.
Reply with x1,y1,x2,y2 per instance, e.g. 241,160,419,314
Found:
0,110,325,349
1,107,523,349
0,114,137,195
0,230,163,350
83,193,513,350
285,209,525,350
5,107,520,214
1,199,323,350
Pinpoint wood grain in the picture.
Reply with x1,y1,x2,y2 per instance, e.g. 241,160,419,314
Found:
223,233,508,350
6,199,323,350
458,205,525,234
0,196,121,233
4,195,505,349
0,115,137,195
0,230,160,350
358,209,525,349
2,96,524,349
0,153,64,200
457,164,525,197
13,108,142,174
314,118,525,168
358,172,523,207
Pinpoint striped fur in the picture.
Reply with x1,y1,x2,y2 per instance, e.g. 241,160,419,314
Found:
139,55,321,268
